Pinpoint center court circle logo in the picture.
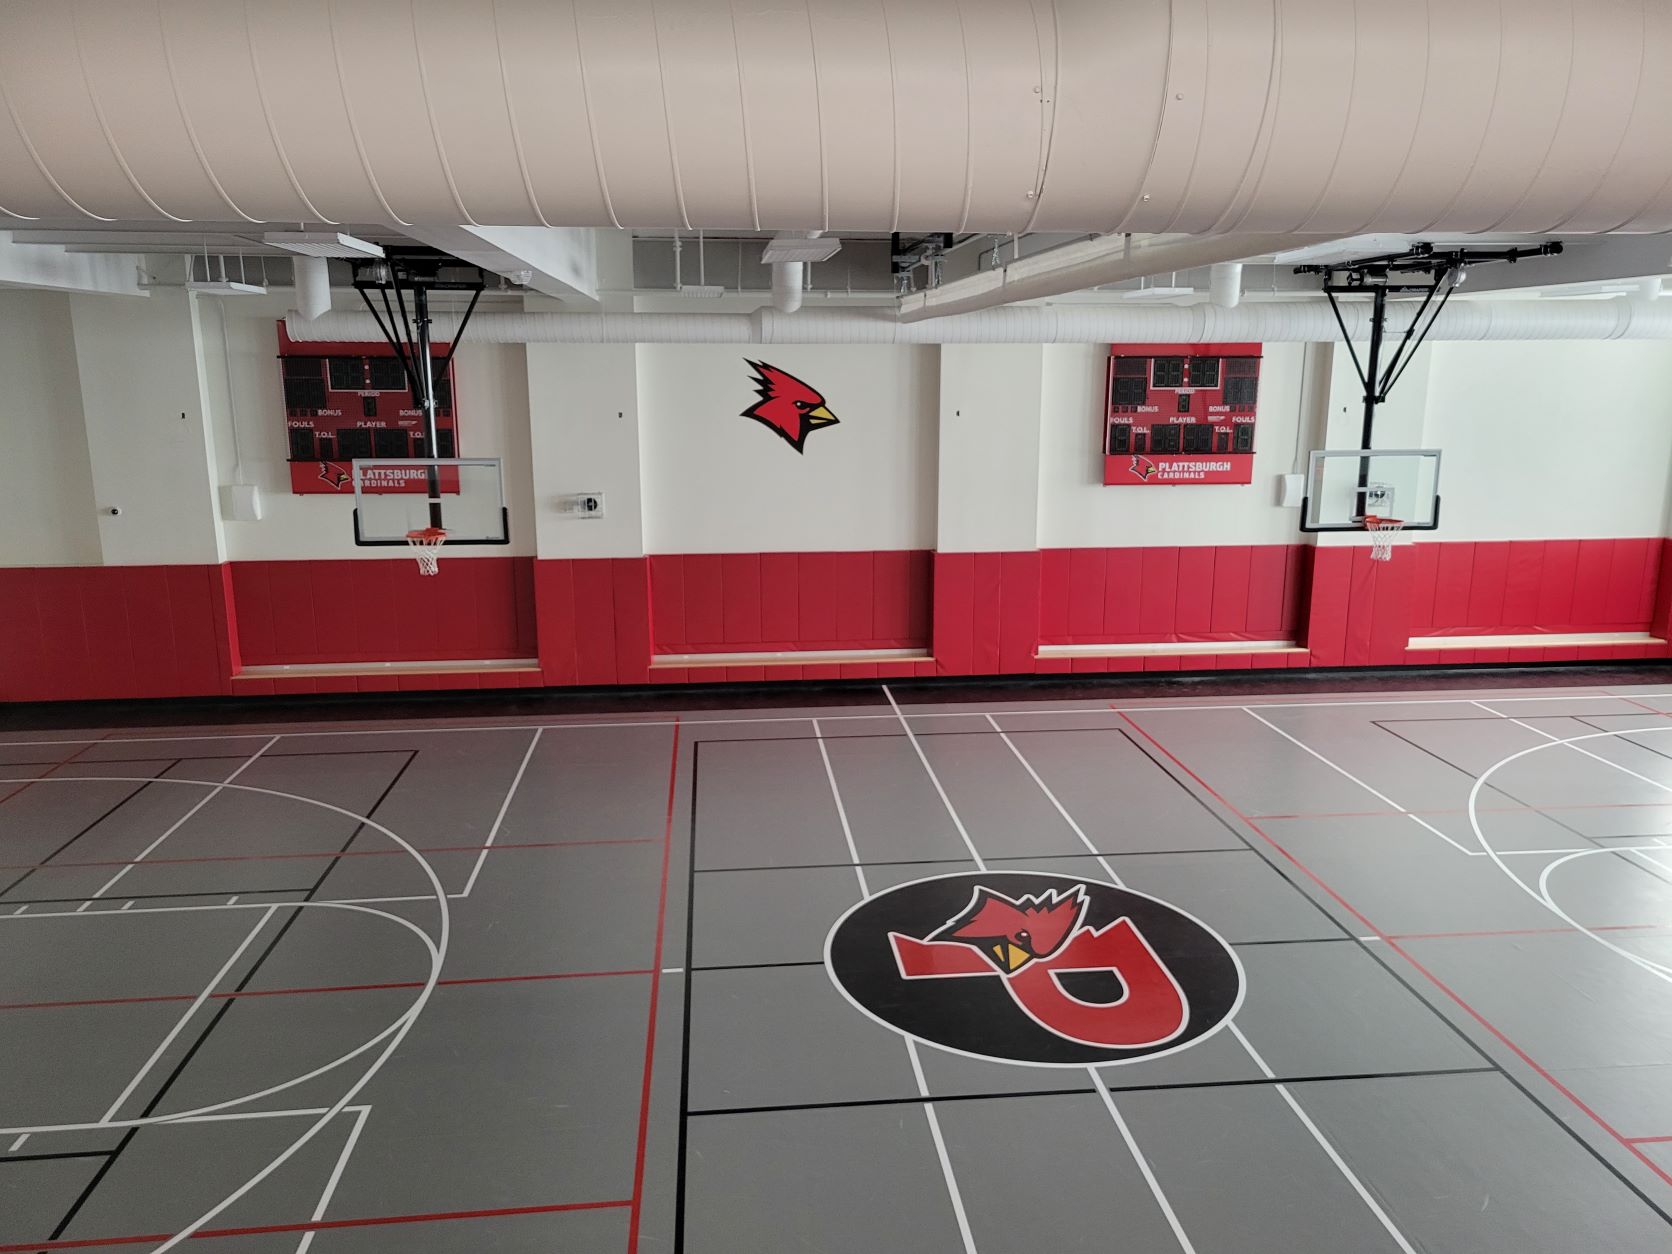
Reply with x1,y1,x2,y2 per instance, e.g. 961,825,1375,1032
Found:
825,871,1244,1067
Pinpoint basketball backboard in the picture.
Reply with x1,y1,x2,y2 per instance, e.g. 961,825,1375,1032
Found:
351,458,509,546
1300,449,1441,532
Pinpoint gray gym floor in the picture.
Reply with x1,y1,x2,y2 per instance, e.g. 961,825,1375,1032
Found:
5,679,1672,1252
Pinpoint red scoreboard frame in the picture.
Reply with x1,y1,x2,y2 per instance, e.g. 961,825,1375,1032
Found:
1103,342,1262,486
276,323,460,495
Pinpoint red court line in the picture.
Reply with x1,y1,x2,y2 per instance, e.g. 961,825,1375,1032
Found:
0,836,656,873
628,718,681,1254
0,967,654,1013
1627,1135,1672,1145
1116,708,1672,1193
1617,696,1672,718
0,735,110,807
1382,923,1672,943
0,1199,630,1251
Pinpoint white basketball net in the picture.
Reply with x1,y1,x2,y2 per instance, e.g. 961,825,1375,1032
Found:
405,527,447,576
1364,516,1404,563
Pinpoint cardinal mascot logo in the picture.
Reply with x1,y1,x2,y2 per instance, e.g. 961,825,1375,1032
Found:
741,360,840,453
826,872,1242,1066
1130,454,1159,481
317,461,352,490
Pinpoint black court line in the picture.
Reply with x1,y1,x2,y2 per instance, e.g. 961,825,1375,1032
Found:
0,763,181,900
1368,719,1603,836
696,723,1161,747
0,890,316,908
42,750,420,1243
1376,715,1672,892
693,845,1247,876
0,749,421,770
0,1150,114,1165
687,1065,1502,1118
1555,717,1672,893
1117,720,1672,1229
672,741,701,1254
687,937,1358,976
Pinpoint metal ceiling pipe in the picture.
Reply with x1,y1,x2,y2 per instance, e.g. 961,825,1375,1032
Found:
771,262,804,314
284,299,1672,346
5,1,1672,235
899,232,1313,320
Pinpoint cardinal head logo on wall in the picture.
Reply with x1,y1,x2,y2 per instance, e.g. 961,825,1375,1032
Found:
741,360,840,453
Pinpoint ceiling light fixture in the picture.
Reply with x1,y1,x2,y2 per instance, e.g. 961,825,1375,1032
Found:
761,234,843,264
263,231,386,259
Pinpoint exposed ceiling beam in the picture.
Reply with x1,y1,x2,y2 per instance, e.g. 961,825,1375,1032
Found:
0,231,146,295
397,225,600,307
897,233,1339,321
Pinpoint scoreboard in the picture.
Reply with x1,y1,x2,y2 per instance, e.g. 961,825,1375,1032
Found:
276,323,460,495
1103,342,1261,486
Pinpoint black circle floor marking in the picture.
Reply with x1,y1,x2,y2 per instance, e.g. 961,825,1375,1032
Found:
826,870,1244,1067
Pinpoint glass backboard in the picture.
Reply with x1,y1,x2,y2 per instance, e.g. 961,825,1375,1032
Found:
351,458,509,545
1301,449,1441,532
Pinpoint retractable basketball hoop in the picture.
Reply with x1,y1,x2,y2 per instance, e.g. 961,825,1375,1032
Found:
405,526,448,576
352,458,510,575
1361,515,1404,563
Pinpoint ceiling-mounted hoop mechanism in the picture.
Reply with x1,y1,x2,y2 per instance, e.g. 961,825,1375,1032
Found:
1295,241,1564,453
1295,241,1563,516
891,232,958,294
349,250,487,530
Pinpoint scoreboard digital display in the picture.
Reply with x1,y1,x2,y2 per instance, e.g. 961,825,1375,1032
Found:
1102,342,1261,486
276,323,461,495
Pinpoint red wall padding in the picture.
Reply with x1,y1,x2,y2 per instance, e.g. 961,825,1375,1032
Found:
229,558,537,665
1038,546,1308,645
5,539,1669,704
649,551,932,654
0,565,231,702
1406,539,1664,637
535,557,653,686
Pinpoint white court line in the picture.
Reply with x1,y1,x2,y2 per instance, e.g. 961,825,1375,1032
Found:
1241,709,1478,855
1471,701,1672,798
7,1133,26,1152
991,717,1416,1254
0,688,1648,750
99,906,278,1125
1228,1024,1417,1254
881,688,986,866
0,770,450,1254
84,735,282,905
294,1103,371,1254
879,688,1194,1254
459,727,543,898
811,716,975,1254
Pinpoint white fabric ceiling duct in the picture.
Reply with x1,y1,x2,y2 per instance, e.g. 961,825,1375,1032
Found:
4,1,1672,234
771,262,805,314
284,301,1672,346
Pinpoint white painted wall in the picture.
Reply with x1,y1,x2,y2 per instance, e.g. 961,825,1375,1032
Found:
528,342,645,558
1036,342,1313,548
938,344,1043,552
201,292,536,560
16,288,1672,576
1421,339,1672,541
0,291,100,566
637,344,939,553
70,289,225,565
